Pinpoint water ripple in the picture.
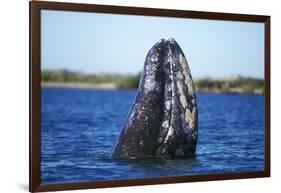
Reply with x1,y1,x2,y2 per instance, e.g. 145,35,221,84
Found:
41,88,264,184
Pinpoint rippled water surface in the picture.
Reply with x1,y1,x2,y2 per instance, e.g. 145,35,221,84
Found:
41,87,264,184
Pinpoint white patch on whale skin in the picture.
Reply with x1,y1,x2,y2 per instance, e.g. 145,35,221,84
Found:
176,80,188,109
179,53,196,97
185,109,192,124
143,76,160,93
150,55,158,63
191,107,198,129
162,47,176,144
165,100,172,111
139,140,144,146
165,126,174,143
164,97,176,143
191,98,196,105
187,80,195,96
168,86,172,92
180,95,188,109
185,107,197,130
143,54,163,94
179,53,190,73
177,71,184,80
162,120,169,129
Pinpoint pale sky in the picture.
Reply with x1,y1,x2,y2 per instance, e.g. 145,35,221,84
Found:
41,10,265,79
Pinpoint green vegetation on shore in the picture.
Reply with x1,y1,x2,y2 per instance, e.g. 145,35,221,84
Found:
41,69,141,89
41,70,264,94
195,76,264,94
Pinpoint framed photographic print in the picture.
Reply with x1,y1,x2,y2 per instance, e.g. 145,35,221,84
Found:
29,0,270,192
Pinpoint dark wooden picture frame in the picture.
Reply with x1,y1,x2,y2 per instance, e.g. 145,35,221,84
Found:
30,1,270,192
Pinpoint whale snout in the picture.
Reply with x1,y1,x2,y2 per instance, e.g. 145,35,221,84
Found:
112,38,198,159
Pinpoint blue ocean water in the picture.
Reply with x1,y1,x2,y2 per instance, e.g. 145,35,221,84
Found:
40,87,264,184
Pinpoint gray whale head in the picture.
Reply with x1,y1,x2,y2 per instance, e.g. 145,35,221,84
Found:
112,38,198,159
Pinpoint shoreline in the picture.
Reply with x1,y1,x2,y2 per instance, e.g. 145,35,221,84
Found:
41,82,117,90
41,82,263,95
